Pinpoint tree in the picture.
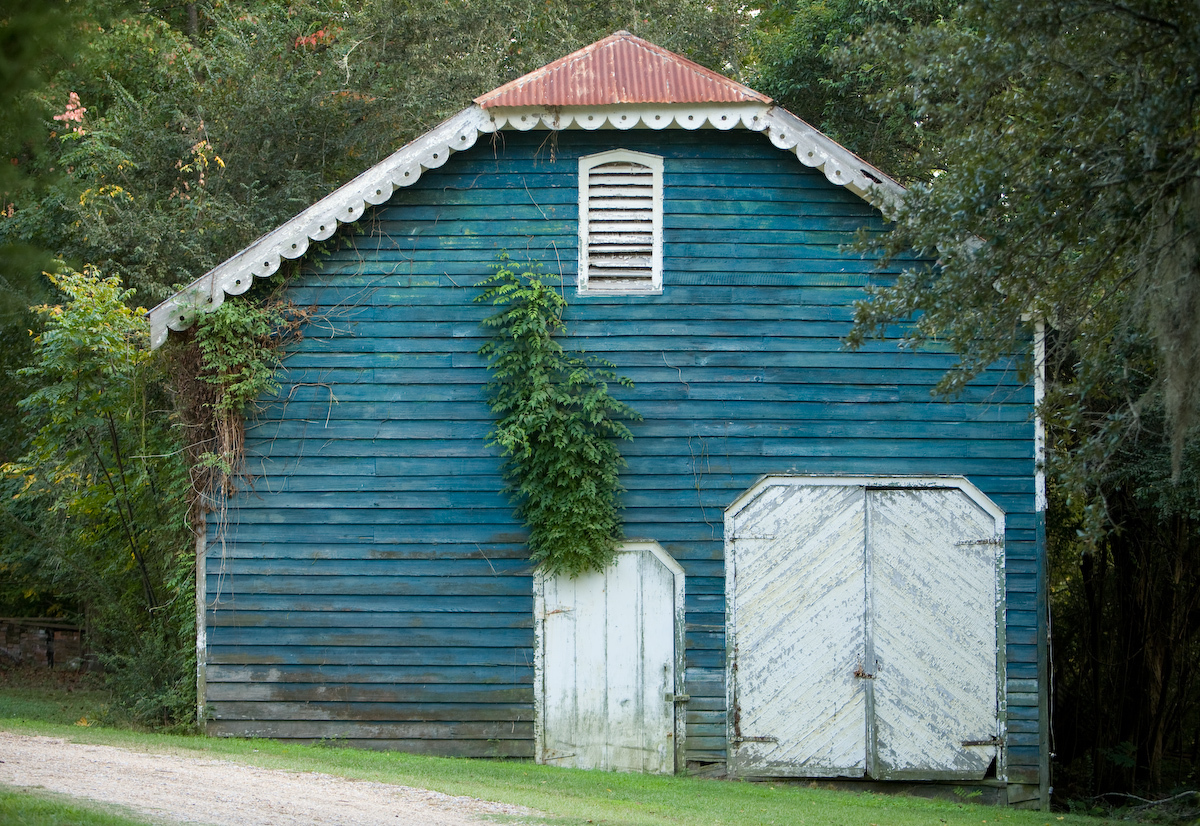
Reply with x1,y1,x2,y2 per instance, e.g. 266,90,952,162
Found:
0,0,81,307
748,0,952,180
3,267,194,725
0,0,752,307
850,0,1199,488
841,0,1200,795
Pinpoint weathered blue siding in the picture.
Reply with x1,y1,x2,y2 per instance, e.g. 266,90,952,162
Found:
204,129,1038,778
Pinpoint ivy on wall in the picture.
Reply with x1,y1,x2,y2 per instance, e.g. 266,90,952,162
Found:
165,280,312,520
477,254,641,577
193,297,301,496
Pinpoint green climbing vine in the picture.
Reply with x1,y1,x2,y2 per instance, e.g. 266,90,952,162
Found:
169,285,311,508
195,298,293,492
476,254,641,577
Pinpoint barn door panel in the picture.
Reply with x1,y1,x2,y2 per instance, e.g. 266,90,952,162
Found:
867,488,1001,780
726,478,1004,781
727,484,868,777
536,543,684,774
539,568,606,766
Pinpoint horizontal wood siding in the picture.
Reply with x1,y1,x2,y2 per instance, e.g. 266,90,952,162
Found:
207,130,1037,773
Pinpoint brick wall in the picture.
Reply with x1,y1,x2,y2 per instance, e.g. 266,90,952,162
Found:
0,619,85,669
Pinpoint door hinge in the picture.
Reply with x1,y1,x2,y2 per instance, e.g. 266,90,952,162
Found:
731,735,778,746
962,736,1001,747
664,693,690,703
955,536,1004,546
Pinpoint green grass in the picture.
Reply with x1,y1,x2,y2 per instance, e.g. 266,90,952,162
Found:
0,786,153,826
0,671,1099,826
0,666,112,727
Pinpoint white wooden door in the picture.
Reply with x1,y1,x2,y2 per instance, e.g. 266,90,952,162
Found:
536,543,684,773
726,484,868,777
867,488,1002,779
726,478,1003,780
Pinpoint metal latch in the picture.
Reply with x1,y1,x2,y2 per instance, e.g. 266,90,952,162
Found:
962,736,1001,747
731,735,778,746
664,693,690,703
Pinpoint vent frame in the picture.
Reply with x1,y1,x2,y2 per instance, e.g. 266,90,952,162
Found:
578,149,664,295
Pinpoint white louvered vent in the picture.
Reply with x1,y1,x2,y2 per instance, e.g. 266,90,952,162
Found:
579,150,663,294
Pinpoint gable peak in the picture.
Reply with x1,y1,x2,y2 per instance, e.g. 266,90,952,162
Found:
474,32,771,109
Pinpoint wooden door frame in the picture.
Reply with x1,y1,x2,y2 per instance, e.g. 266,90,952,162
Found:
724,475,1007,781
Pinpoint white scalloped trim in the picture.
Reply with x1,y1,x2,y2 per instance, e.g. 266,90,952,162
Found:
484,103,770,133
148,102,904,348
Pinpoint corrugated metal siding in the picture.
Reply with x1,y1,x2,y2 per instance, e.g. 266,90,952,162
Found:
204,129,1038,776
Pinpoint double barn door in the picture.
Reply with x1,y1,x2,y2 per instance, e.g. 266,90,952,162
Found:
726,479,1004,780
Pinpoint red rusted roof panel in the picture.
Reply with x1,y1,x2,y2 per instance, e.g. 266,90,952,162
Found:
475,32,770,108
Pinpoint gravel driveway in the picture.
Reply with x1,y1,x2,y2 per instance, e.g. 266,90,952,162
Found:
0,732,538,825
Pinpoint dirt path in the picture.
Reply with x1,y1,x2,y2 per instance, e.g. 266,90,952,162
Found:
0,732,539,825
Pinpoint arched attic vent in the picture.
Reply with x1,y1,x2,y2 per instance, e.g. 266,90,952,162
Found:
147,32,906,349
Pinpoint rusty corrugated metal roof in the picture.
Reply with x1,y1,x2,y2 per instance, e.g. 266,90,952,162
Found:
475,31,771,109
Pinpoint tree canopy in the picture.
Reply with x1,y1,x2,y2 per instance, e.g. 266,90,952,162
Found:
748,0,952,181
830,0,1200,792
848,0,1199,490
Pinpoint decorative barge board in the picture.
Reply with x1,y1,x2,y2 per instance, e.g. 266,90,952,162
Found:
150,32,1048,807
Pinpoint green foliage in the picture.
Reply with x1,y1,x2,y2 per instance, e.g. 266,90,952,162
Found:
1047,414,1200,796
834,0,1200,793
847,0,1200,484
477,255,640,577
748,0,952,181
189,290,305,495
0,0,751,309
0,0,81,308
196,299,288,415
348,0,749,133
2,267,194,728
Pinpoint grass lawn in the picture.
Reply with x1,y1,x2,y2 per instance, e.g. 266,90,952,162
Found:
0,666,1100,826
0,666,112,727
0,786,154,826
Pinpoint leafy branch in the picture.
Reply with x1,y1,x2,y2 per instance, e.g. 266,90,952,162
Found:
476,253,641,577
190,294,310,499
7,267,164,611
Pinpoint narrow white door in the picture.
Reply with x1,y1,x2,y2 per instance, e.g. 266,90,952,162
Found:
726,483,868,777
536,543,684,773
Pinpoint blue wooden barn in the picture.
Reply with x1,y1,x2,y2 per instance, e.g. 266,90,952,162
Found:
149,32,1049,807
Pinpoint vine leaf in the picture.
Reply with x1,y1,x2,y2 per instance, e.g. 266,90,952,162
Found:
476,253,641,577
